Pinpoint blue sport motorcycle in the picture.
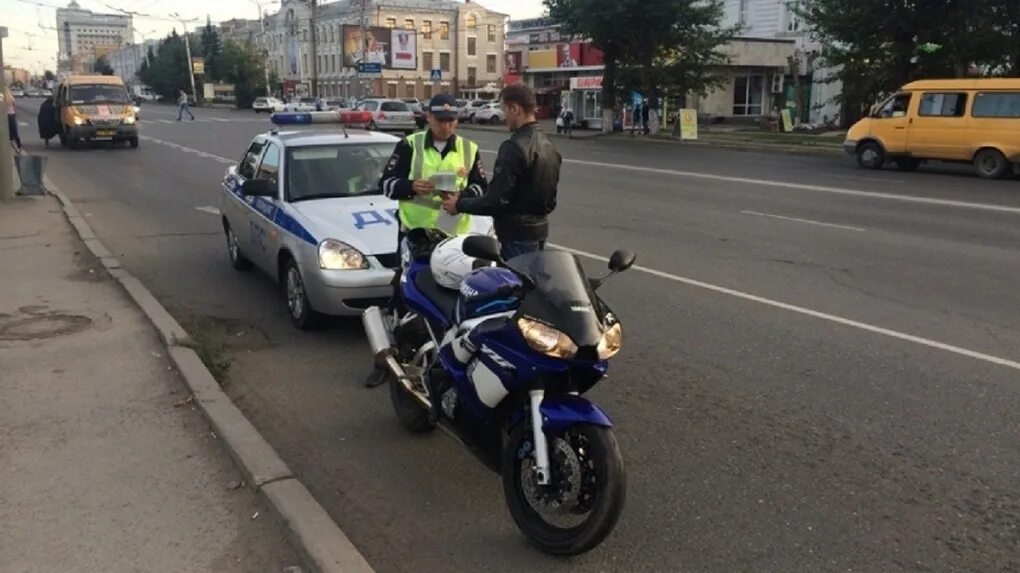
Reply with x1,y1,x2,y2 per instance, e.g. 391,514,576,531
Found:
362,231,636,555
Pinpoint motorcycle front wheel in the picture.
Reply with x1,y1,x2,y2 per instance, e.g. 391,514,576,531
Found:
503,422,626,555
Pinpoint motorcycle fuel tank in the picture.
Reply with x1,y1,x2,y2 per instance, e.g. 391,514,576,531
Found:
457,267,523,321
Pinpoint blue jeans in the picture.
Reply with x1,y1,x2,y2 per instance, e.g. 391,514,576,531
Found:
500,240,545,261
177,103,194,120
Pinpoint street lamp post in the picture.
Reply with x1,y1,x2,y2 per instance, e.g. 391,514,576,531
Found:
170,13,199,104
251,0,278,97
0,26,15,200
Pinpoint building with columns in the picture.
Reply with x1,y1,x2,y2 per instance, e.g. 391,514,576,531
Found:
263,0,506,100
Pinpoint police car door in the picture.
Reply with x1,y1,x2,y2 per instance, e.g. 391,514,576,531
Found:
246,141,283,270
224,139,265,263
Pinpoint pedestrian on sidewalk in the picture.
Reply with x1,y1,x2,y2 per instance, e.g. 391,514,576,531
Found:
555,114,564,134
630,103,641,136
561,104,574,138
177,90,195,121
641,99,651,135
5,87,23,153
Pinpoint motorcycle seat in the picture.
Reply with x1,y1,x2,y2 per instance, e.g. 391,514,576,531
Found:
414,269,458,322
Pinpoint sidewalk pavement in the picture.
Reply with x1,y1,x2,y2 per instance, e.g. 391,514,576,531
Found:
0,196,301,572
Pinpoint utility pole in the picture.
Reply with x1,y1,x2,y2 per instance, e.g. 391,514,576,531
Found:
360,0,369,98
310,0,318,97
0,27,15,200
170,13,199,104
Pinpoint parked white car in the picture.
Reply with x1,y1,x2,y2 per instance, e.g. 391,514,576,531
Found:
283,97,318,112
253,97,285,113
472,102,504,124
355,99,417,133
461,99,491,122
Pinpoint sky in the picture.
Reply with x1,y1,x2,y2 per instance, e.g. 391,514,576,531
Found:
2,0,547,73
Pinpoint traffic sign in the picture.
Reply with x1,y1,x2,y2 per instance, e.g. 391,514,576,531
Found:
430,69,442,81
357,62,382,76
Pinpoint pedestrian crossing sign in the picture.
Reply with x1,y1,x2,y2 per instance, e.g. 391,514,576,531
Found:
430,69,442,81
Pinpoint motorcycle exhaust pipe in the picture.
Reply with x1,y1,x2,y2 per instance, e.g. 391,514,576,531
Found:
362,306,395,359
362,307,432,410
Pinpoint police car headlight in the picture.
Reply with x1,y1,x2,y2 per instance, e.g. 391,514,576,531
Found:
318,239,368,270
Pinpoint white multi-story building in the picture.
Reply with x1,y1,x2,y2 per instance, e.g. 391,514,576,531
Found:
107,39,161,88
56,1,134,74
263,0,506,100
720,0,842,124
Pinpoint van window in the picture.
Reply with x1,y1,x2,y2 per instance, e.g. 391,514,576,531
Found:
971,92,1020,118
919,93,967,117
877,93,912,118
68,84,129,104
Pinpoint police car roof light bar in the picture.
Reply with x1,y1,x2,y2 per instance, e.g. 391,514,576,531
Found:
269,110,373,136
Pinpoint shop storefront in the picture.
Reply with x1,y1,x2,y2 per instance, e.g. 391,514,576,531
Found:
565,76,603,130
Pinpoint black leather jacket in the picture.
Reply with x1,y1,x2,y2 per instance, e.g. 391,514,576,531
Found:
455,122,560,241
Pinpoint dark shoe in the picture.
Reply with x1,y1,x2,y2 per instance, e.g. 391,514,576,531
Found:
364,364,390,388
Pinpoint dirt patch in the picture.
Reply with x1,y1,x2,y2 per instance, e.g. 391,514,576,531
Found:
0,312,93,341
178,316,275,386
67,246,106,283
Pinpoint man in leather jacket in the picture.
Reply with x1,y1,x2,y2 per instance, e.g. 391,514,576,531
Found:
442,84,561,260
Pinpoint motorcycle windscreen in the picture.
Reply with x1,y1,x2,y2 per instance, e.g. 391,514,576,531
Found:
512,250,605,349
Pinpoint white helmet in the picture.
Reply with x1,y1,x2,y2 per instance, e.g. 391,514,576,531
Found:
431,235,489,290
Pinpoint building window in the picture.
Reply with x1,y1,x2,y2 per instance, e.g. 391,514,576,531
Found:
386,17,396,29
330,26,335,43
424,84,432,99
919,93,967,117
423,51,433,70
331,54,337,73
387,83,397,98
466,14,477,30
486,54,496,73
406,84,415,98
405,19,414,30
785,2,802,32
739,0,749,25
302,53,307,74
422,20,432,39
440,52,450,72
467,37,476,56
528,33,540,43
732,72,764,116
467,66,477,86
439,21,449,40
487,25,496,42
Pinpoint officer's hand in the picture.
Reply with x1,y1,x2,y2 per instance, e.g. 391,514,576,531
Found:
412,180,434,195
441,194,459,215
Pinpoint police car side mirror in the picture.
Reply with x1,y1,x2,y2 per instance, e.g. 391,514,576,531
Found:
241,178,276,197
461,235,501,263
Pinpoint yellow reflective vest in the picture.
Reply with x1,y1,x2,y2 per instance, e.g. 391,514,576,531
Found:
399,132,478,234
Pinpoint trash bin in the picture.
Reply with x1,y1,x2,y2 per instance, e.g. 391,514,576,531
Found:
14,154,47,196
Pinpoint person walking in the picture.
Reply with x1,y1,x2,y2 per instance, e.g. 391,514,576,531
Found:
630,102,641,136
561,104,575,138
176,90,194,121
641,99,651,135
6,87,23,153
442,83,560,261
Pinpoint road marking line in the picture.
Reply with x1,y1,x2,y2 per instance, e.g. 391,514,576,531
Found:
195,206,220,215
478,150,1020,215
552,243,1020,373
155,119,172,124
18,121,29,127
138,135,234,164
128,134,1020,371
741,210,867,232
207,118,231,122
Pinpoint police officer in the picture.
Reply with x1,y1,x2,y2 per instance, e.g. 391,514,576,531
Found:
379,93,487,234
442,83,560,260
365,93,487,387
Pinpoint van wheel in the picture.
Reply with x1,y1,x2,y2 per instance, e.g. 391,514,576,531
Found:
894,158,921,172
129,137,139,148
974,148,1010,180
856,141,885,169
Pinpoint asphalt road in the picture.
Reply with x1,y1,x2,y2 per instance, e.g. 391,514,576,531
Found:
15,100,1020,573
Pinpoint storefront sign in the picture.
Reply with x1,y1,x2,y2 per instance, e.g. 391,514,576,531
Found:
680,108,698,140
570,76,603,90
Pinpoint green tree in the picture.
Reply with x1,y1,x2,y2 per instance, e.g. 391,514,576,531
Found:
218,38,268,108
43,70,57,82
94,55,114,75
200,16,223,81
138,31,193,100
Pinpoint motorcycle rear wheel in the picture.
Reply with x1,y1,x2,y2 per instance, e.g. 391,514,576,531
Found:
503,422,625,555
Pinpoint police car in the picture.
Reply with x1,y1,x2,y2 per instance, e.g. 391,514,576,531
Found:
220,111,490,328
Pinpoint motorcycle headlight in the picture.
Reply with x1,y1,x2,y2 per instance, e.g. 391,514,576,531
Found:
318,239,367,270
597,322,623,360
518,318,577,359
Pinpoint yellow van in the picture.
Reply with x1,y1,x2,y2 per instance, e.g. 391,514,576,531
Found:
844,78,1020,179
53,75,138,148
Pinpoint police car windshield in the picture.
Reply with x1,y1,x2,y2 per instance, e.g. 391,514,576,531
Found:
286,143,393,202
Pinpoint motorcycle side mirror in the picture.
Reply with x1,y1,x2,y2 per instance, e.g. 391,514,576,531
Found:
608,249,636,273
462,235,502,262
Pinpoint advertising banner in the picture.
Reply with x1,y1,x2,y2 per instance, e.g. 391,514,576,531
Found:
504,51,521,74
556,43,580,68
680,108,698,140
343,25,416,70
390,28,417,70
570,76,603,90
191,57,205,75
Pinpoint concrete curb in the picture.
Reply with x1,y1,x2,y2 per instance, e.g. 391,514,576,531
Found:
46,177,376,573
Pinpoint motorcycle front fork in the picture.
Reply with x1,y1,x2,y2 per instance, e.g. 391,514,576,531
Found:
529,389,552,486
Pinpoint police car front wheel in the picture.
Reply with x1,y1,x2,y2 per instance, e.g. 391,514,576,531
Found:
225,223,253,271
284,259,322,329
